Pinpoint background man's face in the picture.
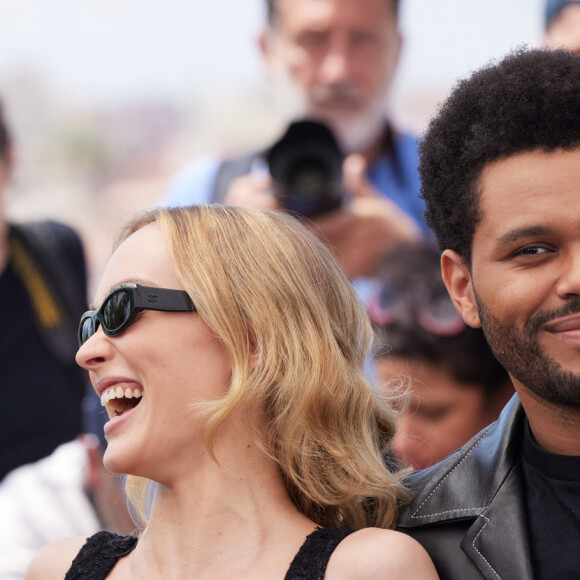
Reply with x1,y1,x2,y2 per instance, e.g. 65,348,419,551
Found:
378,356,498,470
262,0,401,153
455,149,580,407
544,5,580,54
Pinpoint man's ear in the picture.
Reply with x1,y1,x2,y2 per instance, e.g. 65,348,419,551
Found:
258,26,276,76
441,249,482,328
391,29,404,73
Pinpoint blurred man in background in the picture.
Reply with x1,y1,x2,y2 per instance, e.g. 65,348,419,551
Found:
544,0,580,52
165,0,428,280
0,100,88,480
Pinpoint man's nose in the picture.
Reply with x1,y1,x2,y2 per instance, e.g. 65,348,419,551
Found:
318,42,354,85
555,246,580,299
390,414,422,466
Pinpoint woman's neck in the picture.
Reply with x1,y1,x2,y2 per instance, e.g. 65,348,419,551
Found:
122,445,316,579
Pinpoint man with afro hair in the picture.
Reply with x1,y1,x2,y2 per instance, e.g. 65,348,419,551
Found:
397,48,580,579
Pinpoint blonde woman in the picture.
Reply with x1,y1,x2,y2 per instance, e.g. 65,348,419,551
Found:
25,206,437,579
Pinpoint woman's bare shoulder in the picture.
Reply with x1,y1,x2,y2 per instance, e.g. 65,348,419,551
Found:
326,527,439,579
24,536,87,580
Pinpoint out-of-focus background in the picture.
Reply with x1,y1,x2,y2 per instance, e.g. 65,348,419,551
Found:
1,0,543,292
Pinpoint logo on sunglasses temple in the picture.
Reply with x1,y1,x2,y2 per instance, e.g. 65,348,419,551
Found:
147,294,159,303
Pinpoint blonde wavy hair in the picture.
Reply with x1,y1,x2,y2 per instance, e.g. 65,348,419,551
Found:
119,205,409,529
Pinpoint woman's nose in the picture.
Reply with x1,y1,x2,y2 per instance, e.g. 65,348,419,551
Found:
75,330,112,371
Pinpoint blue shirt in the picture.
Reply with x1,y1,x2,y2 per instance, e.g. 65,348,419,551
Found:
163,131,429,234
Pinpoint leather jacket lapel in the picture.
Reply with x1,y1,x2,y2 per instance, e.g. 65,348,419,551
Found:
461,461,533,579
398,396,534,579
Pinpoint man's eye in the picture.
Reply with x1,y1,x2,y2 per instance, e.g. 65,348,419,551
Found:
351,31,374,44
297,32,326,48
416,406,452,422
519,246,548,256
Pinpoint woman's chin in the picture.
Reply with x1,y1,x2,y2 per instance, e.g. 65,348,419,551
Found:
103,444,142,477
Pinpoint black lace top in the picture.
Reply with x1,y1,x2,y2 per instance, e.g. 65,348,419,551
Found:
65,527,355,579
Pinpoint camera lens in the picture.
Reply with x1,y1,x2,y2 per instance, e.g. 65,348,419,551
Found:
288,158,330,194
267,120,344,218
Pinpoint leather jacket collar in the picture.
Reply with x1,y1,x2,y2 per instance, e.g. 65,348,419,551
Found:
398,395,534,579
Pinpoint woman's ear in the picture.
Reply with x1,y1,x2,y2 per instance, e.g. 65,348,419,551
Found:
246,325,261,370
250,350,261,370
440,250,482,328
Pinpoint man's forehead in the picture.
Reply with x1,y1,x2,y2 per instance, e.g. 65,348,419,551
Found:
472,148,580,245
271,0,396,26
477,148,580,201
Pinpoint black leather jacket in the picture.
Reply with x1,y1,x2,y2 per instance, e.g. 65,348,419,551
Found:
397,395,534,580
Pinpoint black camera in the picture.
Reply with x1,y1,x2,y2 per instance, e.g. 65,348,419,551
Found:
266,119,344,218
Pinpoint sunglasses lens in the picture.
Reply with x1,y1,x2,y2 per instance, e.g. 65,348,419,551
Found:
79,316,96,345
102,290,133,334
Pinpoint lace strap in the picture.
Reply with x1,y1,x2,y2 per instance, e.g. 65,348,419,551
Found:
65,531,138,580
285,527,355,580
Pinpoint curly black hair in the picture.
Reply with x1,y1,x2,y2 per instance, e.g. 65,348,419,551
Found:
419,48,580,264
371,242,509,395
266,0,400,24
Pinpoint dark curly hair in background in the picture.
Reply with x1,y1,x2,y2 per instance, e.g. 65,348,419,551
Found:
419,48,580,265
371,242,509,395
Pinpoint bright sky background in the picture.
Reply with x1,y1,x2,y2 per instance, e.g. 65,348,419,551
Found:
0,0,548,282
0,0,545,106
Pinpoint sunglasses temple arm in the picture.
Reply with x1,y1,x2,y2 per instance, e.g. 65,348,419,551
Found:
135,287,195,312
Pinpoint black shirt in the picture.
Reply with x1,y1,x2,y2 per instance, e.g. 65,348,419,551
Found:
65,528,356,579
0,262,83,479
522,420,580,580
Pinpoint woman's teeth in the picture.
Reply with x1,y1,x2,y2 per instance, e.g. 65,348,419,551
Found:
101,386,143,406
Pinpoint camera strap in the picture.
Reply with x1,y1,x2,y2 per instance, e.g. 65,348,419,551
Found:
8,221,86,368
211,152,263,203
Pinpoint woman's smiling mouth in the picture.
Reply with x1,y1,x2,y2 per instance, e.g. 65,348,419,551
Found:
100,384,143,418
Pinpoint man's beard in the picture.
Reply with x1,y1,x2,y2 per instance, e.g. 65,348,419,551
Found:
476,294,580,408
269,58,386,154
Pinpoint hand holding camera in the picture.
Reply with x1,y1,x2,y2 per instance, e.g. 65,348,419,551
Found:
313,154,421,277
223,119,420,277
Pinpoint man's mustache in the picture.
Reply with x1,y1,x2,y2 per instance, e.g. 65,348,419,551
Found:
526,299,580,334
310,84,364,106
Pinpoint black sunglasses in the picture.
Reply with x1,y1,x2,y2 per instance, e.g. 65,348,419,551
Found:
78,283,196,346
